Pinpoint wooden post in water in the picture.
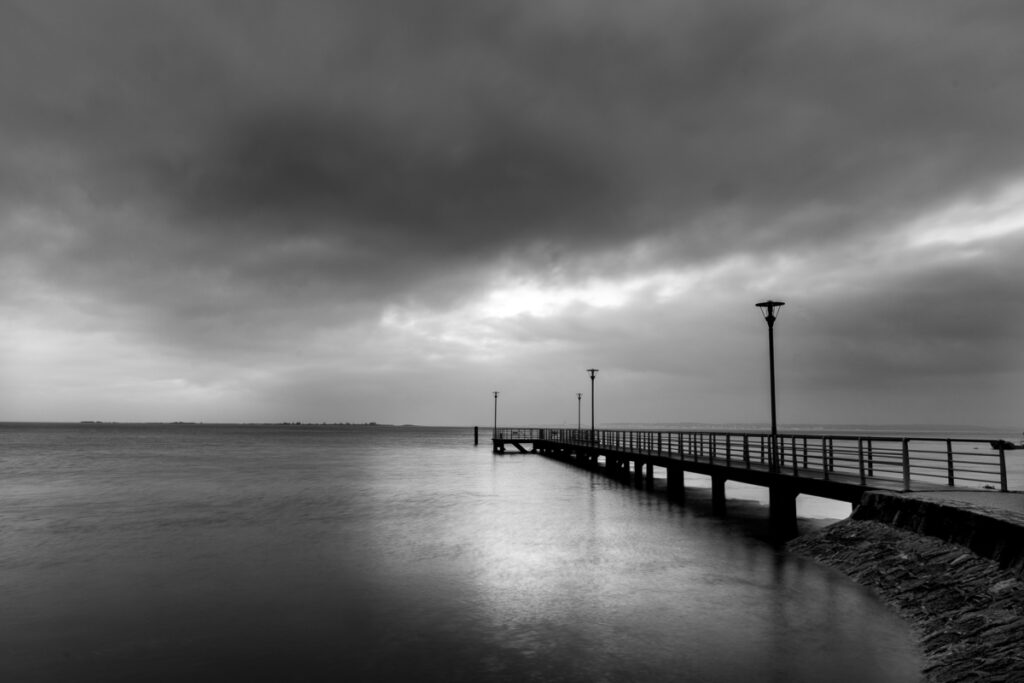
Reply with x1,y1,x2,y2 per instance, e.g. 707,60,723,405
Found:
474,426,478,446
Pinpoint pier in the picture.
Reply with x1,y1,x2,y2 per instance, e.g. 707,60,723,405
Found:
491,427,1011,538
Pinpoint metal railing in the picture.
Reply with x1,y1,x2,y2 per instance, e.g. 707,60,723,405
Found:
493,427,1009,492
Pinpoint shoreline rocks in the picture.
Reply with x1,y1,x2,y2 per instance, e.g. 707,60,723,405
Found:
789,518,1024,682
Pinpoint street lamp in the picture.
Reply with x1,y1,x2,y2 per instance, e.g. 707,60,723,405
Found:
493,391,499,438
586,368,599,439
577,392,582,431
755,300,784,472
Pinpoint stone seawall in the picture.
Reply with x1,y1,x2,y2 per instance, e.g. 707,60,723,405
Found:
853,491,1024,575
788,492,1024,683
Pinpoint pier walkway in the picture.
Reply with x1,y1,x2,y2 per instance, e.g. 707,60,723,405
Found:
492,427,1012,538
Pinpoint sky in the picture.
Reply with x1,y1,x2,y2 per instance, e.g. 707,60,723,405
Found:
2,1,1023,429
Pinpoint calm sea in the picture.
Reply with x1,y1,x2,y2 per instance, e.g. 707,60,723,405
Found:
2,421,985,681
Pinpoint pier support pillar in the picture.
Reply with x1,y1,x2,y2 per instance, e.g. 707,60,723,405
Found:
634,460,644,486
711,475,726,516
769,482,799,540
667,466,684,500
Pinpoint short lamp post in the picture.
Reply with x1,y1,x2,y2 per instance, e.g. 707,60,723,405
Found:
587,368,599,442
493,391,499,439
755,300,784,473
577,392,582,432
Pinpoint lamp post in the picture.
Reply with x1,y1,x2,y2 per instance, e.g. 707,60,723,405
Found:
493,391,499,439
586,369,598,441
577,392,582,431
755,300,784,473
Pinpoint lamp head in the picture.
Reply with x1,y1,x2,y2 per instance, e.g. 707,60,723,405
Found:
755,300,785,324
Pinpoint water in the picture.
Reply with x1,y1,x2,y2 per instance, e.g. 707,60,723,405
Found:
0,423,927,681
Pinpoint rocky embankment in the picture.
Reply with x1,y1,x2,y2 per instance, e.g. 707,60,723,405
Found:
789,494,1024,682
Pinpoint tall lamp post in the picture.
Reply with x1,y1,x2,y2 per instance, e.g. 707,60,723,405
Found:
755,300,784,473
576,392,582,431
493,391,499,439
586,368,599,441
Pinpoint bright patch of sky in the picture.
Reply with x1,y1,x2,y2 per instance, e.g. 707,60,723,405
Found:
907,178,1024,249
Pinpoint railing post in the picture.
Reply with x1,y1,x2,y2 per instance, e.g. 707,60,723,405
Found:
791,436,798,476
857,438,866,485
743,435,750,468
821,437,829,481
902,438,911,491
946,439,954,487
725,434,731,468
999,445,1008,492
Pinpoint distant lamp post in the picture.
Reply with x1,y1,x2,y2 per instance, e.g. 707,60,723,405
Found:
755,300,785,472
577,392,582,431
587,368,599,439
493,391,499,438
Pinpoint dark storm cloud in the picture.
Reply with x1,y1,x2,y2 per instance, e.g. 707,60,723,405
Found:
165,106,617,253
4,0,1024,347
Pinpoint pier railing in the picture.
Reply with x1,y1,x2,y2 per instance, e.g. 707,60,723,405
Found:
493,427,1009,492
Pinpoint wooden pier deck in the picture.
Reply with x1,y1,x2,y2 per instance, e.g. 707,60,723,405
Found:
491,427,1010,538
